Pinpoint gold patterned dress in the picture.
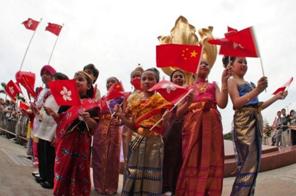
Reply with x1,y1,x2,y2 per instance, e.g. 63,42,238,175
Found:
121,92,172,196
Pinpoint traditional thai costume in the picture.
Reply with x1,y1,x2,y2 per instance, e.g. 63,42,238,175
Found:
121,92,171,196
92,96,121,194
230,82,263,196
53,99,99,196
176,80,224,196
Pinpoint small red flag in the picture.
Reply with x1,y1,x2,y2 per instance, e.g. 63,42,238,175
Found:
19,101,30,111
22,18,39,31
272,77,293,95
209,26,259,58
15,71,36,97
131,77,142,90
48,80,80,106
156,44,203,73
148,80,189,103
106,82,125,100
5,80,21,100
45,22,62,36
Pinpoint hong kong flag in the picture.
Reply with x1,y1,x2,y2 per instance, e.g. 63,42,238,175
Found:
48,79,80,106
15,71,36,97
148,80,189,104
5,80,21,100
45,22,62,36
209,26,259,57
19,101,30,111
272,77,293,95
22,18,39,31
156,44,203,73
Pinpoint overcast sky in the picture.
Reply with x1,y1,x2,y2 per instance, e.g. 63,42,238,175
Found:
0,0,295,132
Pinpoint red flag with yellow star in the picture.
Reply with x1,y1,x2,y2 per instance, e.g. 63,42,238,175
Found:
156,44,202,73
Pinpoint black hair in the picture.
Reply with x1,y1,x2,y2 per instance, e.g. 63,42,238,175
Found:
54,72,69,80
222,56,236,68
83,64,99,83
145,68,160,82
130,66,144,78
170,69,185,82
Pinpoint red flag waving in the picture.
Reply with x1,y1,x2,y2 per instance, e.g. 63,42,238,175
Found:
156,44,203,73
148,80,189,103
15,71,36,97
19,101,30,111
106,82,125,100
48,80,80,106
272,77,293,95
22,18,39,31
5,80,21,100
45,22,62,36
209,26,259,57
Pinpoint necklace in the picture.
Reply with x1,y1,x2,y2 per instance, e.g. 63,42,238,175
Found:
196,82,208,94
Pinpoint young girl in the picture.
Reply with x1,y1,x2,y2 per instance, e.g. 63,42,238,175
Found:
224,56,287,196
116,68,172,195
46,71,99,195
162,69,186,196
175,59,231,196
92,76,121,195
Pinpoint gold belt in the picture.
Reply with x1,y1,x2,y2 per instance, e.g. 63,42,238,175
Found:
189,101,217,112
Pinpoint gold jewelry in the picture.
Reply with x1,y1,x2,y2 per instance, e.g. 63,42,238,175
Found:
197,82,208,93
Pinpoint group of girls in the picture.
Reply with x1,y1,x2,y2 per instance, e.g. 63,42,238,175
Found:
32,54,287,196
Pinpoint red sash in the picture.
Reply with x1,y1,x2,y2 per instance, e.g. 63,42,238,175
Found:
56,99,98,139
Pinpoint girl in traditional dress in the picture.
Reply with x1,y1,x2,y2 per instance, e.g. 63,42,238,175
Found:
46,71,99,196
116,68,172,195
162,69,186,196
92,76,122,195
224,56,287,196
175,59,231,196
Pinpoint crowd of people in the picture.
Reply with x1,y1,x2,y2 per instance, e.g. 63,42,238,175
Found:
0,56,290,196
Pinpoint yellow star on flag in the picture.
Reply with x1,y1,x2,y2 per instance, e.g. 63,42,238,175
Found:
190,50,198,58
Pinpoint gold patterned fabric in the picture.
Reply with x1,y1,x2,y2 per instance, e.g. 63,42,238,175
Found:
231,105,263,196
121,92,170,195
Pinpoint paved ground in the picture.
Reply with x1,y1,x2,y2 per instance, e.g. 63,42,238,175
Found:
1,135,296,196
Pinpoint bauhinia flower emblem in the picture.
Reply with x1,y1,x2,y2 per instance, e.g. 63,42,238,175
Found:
60,86,72,101
161,82,176,93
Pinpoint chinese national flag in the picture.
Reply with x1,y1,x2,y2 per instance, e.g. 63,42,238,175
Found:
5,80,21,100
48,80,80,106
148,80,189,104
156,44,203,73
272,77,293,95
106,82,125,100
45,22,62,36
15,71,36,97
22,18,39,31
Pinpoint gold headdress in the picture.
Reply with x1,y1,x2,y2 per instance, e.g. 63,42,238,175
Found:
158,16,217,84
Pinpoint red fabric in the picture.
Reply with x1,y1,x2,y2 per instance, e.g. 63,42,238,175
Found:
106,82,125,100
131,77,142,90
53,99,98,195
156,44,203,73
5,80,21,100
176,102,224,196
272,77,293,95
149,80,189,103
15,71,36,97
48,79,80,106
45,22,62,36
22,18,39,31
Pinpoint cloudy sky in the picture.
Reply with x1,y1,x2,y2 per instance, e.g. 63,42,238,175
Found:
0,0,295,132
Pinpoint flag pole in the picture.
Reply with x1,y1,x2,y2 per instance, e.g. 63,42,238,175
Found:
252,27,265,76
47,24,63,65
19,18,42,71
